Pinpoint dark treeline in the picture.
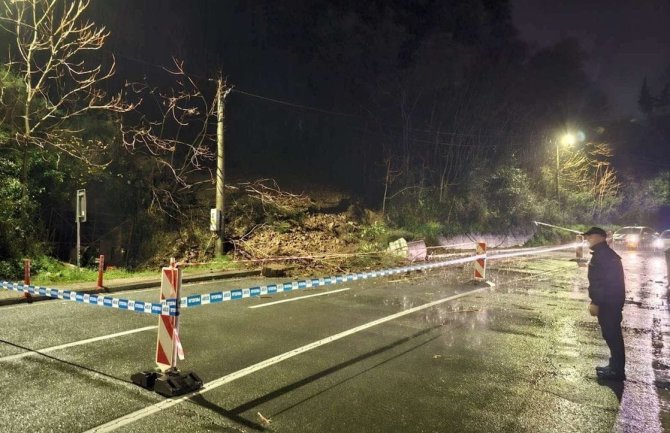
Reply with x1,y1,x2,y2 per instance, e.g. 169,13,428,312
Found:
1,0,669,273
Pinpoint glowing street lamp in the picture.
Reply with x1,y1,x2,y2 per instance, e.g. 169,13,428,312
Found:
556,132,581,201
561,133,576,146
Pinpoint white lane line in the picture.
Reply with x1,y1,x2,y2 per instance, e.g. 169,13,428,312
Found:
112,287,159,296
0,326,157,362
86,283,492,433
249,288,351,309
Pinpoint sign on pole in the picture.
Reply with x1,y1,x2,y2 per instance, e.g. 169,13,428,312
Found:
76,189,87,222
76,189,86,268
210,208,221,232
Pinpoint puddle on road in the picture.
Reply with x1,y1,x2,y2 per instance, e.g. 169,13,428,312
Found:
611,250,669,432
481,251,670,432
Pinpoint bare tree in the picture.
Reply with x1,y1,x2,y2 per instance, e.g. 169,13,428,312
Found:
121,59,223,217
0,0,134,176
560,142,620,217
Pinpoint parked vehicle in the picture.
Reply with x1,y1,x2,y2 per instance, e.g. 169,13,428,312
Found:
612,226,659,250
654,229,670,251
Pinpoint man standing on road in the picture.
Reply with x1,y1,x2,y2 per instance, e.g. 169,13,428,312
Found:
584,227,626,381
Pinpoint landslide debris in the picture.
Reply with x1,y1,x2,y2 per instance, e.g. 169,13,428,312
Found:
224,179,395,273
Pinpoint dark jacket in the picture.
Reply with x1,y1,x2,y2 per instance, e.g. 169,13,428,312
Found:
587,241,625,307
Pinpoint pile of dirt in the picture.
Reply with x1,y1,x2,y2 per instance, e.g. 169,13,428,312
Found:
234,213,360,257
225,179,383,273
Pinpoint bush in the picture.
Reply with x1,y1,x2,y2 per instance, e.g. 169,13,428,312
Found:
0,259,22,280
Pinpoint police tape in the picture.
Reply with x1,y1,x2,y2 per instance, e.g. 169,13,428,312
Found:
177,243,580,309
0,255,479,316
178,253,488,309
487,243,581,260
0,243,580,316
0,280,175,316
0,254,484,316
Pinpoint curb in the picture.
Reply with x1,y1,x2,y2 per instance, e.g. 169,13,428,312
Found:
0,269,261,308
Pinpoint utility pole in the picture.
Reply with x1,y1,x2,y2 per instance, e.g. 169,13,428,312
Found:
215,75,231,256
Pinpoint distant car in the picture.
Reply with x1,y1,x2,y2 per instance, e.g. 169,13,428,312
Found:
612,226,659,250
654,229,670,251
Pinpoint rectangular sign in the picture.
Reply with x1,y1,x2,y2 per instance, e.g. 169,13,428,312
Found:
76,189,87,222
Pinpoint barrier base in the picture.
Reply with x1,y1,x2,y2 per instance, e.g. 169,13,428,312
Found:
131,371,158,389
131,369,203,397
154,370,203,397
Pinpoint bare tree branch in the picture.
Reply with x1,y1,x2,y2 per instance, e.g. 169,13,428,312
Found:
1,0,135,166
120,58,222,216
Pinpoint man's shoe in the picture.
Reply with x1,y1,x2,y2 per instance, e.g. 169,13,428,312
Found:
597,367,626,381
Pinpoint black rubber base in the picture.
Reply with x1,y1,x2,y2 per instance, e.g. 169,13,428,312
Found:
154,370,203,397
131,370,203,397
131,371,158,389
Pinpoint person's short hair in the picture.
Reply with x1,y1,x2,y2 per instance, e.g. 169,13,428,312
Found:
582,227,607,237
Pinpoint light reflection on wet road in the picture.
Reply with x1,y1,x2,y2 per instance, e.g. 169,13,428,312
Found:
612,250,669,433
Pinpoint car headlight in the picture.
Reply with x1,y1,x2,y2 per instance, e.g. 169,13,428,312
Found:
653,238,664,248
628,234,640,243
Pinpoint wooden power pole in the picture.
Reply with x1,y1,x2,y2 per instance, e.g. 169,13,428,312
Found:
215,75,230,256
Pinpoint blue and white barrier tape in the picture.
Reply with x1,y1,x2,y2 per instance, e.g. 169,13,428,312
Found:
487,243,580,260
0,243,579,316
178,254,485,309
177,243,579,309
0,281,176,316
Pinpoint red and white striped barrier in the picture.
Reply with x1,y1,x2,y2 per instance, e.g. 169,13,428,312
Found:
132,260,201,397
23,258,32,301
474,242,486,281
156,265,184,371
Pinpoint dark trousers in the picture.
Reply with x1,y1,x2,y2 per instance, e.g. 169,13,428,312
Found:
597,305,625,372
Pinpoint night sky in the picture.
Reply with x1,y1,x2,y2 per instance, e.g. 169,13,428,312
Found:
513,0,670,118
92,1,670,120
83,0,670,181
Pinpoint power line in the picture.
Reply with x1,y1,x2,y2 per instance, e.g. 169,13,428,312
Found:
111,53,503,139
230,88,354,117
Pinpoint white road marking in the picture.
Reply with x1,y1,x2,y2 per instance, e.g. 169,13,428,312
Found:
248,288,351,309
85,284,492,433
0,326,157,362
112,287,159,295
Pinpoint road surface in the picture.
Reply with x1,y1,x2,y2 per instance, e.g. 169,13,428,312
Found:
0,249,668,432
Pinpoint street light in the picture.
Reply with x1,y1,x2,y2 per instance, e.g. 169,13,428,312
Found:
556,132,579,202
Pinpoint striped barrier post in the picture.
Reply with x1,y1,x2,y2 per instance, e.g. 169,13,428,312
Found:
474,242,486,281
156,265,182,371
576,235,583,260
96,255,105,289
131,262,202,397
23,258,32,302
576,235,588,266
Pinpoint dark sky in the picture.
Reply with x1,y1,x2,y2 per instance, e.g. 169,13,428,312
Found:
512,0,670,118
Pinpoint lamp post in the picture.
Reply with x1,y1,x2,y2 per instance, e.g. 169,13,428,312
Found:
556,133,576,202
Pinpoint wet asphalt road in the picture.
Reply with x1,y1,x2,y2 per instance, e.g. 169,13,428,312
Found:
0,250,668,433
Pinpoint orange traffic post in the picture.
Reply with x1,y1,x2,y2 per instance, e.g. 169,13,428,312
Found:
23,258,32,302
96,255,105,289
